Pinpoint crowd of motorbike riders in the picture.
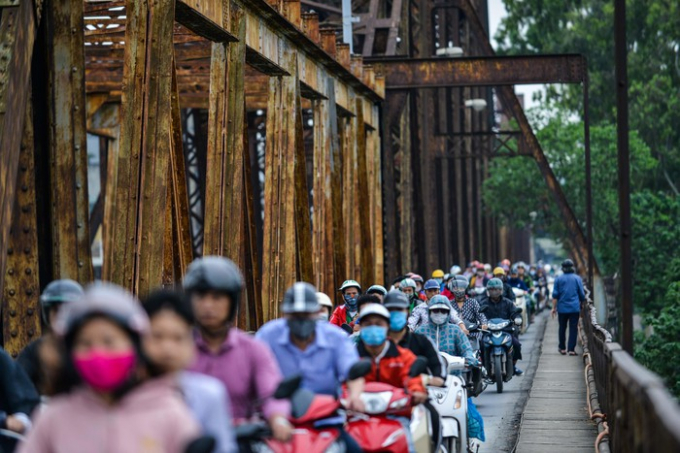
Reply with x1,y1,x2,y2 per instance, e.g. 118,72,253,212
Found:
0,256,556,453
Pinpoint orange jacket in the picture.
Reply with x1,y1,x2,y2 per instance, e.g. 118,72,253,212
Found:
357,340,426,395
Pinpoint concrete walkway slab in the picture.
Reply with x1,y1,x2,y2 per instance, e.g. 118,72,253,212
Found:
515,314,598,452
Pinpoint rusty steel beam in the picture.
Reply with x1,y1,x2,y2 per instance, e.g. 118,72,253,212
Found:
457,0,592,272
368,55,586,89
2,100,42,358
175,0,238,43
0,0,38,294
355,97,374,286
293,88,314,283
104,0,176,294
45,0,94,283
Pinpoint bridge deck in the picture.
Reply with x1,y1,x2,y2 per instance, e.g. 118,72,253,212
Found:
515,315,598,452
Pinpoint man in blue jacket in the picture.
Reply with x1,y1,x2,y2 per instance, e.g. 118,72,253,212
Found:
551,259,586,355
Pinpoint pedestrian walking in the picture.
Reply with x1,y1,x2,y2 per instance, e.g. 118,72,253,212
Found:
551,259,586,356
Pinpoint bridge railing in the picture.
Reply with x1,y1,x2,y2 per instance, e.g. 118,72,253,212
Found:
581,292,680,452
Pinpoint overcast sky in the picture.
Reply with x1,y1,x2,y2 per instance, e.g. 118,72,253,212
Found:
487,0,542,109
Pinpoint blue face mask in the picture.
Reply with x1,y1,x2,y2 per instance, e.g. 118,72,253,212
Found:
344,294,358,310
361,325,387,346
389,311,407,331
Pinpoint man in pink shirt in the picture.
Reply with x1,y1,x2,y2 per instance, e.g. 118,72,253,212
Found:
183,256,292,442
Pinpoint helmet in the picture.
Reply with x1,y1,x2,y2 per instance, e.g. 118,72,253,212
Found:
383,291,410,310
410,274,424,284
427,295,451,311
54,283,149,339
484,264,492,273
357,303,390,323
492,267,506,276
316,292,333,309
182,256,244,322
443,273,451,281
510,264,519,274
366,285,387,297
447,275,469,290
400,278,416,290
516,262,526,269
40,279,84,324
501,259,511,267
431,269,445,279
424,279,440,291
487,278,504,289
339,280,362,293
282,282,319,314
450,265,462,275
561,259,575,272
475,263,485,271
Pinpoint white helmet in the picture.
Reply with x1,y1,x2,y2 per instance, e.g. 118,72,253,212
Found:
357,303,390,323
316,292,333,309
399,278,417,290
338,279,362,293
450,265,462,275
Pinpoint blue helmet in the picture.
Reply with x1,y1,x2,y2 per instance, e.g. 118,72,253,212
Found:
424,279,440,291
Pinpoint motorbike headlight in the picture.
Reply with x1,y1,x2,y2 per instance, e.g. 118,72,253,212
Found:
360,391,392,414
487,321,509,330
514,317,523,326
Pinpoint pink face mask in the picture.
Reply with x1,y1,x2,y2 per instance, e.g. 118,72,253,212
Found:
73,349,136,392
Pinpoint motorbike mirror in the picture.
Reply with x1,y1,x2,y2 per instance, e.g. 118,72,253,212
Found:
273,375,303,399
348,359,373,380
184,436,216,453
409,357,428,378
514,317,523,326
340,323,354,335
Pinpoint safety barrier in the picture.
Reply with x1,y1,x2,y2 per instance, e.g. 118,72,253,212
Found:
581,292,680,452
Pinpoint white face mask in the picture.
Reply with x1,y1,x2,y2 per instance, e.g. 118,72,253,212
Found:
430,313,448,325
318,312,329,321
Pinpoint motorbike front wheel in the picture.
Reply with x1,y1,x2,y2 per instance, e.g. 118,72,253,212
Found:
494,355,504,393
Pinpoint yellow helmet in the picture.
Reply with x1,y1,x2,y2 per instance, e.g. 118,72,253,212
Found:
432,269,445,278
493,267,506,276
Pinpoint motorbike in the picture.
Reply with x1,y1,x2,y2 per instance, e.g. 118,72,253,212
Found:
481,313,522,394
511,288,529,333
462,322,487,397
236,375,346,453
342,357,439,453
428,353,471,453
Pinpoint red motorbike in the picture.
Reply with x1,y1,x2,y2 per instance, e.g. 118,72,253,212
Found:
340,357,430,453
236,376,345,453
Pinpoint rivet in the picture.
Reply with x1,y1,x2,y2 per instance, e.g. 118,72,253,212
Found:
77,222,83,228
24,248,30,254
78,261,84,267
74,105,79,111
21,206,29,213
75,145,81,151
20,166,27,172
8,269,14,275
7,248,12,255
21,184,28,192
27,308,34,315
25,268,32,275
9,310,16,317
72,66,77,73
10,330,17,337
23,226,30,233
76,183,82,189
11,352,17,359
26,289,33,296
28,329,34,337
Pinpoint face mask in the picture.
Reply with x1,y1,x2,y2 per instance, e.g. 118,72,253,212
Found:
435,278,443,284
287,318,317,340
489,289,502,299
430,313,449,325
318,312,329,321
73,349,136,392
344,295,358,310
389,311,407,331
453,289,466,300
361,325,387,346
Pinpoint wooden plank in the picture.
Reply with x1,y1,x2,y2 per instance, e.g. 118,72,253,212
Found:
2,99,42,358
175,0,238,43
45,0,94,283
105,0,176,295
262,46,297,320
0,0,38,293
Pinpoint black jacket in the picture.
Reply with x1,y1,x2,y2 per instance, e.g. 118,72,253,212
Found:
16,338,42,392
477,295,518,320
503,283,516,301
395,329,444,378
0,347,40,416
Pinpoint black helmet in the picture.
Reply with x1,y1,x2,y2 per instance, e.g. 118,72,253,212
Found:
182,256,244,322
561,259,575,272
40,279,84,325
382,291,410,310
282,282,320,314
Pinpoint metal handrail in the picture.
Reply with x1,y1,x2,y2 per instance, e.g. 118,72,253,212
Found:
581,286,680,452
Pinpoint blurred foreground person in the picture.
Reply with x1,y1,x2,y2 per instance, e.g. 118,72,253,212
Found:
0,346,39,452
18,284,201,453
143,289,237,453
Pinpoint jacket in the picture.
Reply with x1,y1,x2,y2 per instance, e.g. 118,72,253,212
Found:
19,377,201,453
503,282,516,301
330,304,359,328
507,277,529,291
415,323,476,364
356,340,425,395
477,295,518,320
394,329,444,378
441,287,454,301
552,272,585,313
408,302,462,331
